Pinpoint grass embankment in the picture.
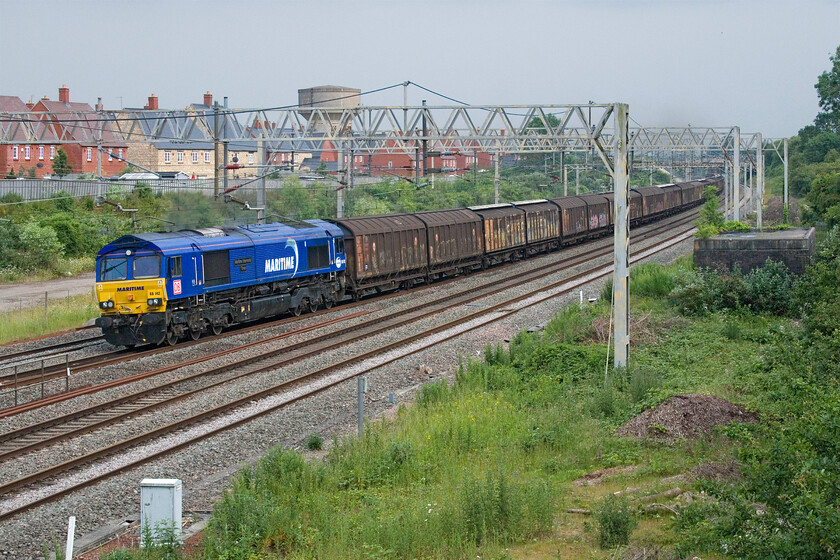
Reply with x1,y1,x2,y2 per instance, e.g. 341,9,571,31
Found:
190,261,778,560
101,244,840,559
0,292,98,345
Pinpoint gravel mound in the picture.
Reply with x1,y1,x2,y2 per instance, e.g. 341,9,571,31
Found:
616,394,758,442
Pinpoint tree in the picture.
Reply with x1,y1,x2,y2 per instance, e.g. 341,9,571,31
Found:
815,45,840,132
53,147,72,177
526,113,561,135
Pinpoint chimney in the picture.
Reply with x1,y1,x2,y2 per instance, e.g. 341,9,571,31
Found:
96,97,103,111
25,100,34,110
144,94,159,110
203,91,213,106
58,84,69,103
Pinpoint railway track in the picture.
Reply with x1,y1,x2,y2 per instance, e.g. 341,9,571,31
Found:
0,207,700,410
0,332,104,365
0,213,699,521
0,207,699,422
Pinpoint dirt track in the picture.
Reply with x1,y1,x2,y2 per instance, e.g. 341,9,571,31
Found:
0,272,96,313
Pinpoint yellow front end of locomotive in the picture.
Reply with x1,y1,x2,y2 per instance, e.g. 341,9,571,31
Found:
96,278,167,315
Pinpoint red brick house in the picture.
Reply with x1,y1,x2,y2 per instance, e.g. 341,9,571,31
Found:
30,86,128,177
0,95,63,178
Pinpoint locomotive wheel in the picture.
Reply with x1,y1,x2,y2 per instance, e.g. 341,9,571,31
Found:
292,301,304,317
189,327,201,341
308,297,320,314
211,323,223,336
324,297,333,309
165,328,178,346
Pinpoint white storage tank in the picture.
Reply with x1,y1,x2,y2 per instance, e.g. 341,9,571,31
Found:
140,478,183,544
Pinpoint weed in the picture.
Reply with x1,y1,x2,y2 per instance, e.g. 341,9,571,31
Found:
305,432,324,451
593,495,637,548
628,366,662,403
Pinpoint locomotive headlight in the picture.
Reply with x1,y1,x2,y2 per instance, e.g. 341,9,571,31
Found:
147,298,162,307
100,300,115,309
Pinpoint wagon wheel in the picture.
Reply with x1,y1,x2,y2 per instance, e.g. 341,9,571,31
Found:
308,297,320,314
189,326,202,341
211,323,223,336
165,327,178,346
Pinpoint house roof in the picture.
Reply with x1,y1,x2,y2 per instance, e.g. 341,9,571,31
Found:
32,98,125,145
0,96,33,142
0,95,28,112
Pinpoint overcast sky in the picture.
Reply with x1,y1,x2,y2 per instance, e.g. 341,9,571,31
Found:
1,0,838,137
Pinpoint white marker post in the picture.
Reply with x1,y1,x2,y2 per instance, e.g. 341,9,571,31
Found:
65,516,76,560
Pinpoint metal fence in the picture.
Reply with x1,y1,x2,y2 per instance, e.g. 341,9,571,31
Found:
0,178,282,201
0,175,385,203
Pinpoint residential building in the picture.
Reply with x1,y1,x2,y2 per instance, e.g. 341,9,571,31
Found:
29,86,129,177
0,95,62,178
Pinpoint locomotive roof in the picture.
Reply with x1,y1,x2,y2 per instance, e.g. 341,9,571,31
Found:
97,219,342,257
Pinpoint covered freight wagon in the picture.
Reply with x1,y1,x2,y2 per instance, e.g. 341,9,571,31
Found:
602,190,644,226
681,180,707,207
659,184,684,214
575,193,612,236
335,214,428,298
548,196,589,244
635,186,668,220
511,200,560,255
468,204,527,265
414,208,483,279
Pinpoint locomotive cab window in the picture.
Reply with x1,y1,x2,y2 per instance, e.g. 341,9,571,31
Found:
100,257,127,281
335,238,345,254
168,256,182,277
133,255,161,279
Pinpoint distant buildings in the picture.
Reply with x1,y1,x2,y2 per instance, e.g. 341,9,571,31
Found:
1,85,495,180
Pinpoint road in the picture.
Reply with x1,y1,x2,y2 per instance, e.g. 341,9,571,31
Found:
0,273,96,313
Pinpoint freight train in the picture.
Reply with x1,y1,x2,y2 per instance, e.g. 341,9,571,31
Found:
94,176,722,347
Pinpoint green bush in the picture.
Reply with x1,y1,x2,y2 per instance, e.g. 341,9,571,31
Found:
627,366,662,403
594,495,637,548
742,259,794,315
305,432,324,450
719,220,752,233
698,185,724,228
39,212,102,257
631,263,675,299
669,260,793,317
18,219,63,268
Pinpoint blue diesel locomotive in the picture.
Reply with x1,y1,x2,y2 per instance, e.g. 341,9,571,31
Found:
95,220,346,347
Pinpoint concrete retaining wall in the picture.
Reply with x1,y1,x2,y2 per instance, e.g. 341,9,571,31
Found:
694,228,815,275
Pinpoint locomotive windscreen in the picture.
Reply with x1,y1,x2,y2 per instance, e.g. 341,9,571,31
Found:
204,250,231,287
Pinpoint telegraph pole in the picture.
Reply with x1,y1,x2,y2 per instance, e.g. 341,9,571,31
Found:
257,138,265,224
337,143,344,219
213,102,220,198
756,133,763,229
612,103,630,369
222,97,229,196
421,100,427,176
494,151,500,204
783,138,789,223
733,126,740,222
